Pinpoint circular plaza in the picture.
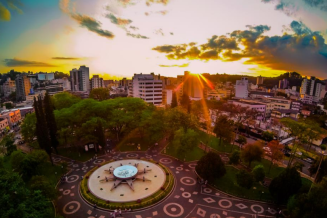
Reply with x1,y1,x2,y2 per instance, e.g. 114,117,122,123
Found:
85,159,170,205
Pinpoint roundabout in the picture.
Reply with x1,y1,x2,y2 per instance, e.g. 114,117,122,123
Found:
55,143,283,218
80,158,174,209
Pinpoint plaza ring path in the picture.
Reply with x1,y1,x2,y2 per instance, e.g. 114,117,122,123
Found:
54,137,284,218
88,159,166,202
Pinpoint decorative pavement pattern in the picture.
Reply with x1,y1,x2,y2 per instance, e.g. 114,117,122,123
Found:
54,138,284,218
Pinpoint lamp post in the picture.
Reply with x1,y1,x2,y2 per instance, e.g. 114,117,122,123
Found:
260,191,264,201
309,150,326,192
265,207,270,217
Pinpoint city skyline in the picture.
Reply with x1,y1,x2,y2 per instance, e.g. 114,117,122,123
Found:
1,0,327,79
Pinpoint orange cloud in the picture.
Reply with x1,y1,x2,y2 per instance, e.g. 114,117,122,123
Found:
153,22,327,77
0,2,11,21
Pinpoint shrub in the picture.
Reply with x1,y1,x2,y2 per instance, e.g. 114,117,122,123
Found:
229,151,240,165
269,167,302,204
252,165,265,182
196,152,226,182
236,170,253,189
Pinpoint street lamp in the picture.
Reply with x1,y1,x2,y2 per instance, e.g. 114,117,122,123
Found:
265,207,270,217
309,150,326,192
259,191,264,201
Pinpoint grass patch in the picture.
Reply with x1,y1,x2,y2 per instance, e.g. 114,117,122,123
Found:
80,159,174,210
165,140,206,162
57,147,96,162
197,130,237,153
117,137,152,152
250,159,285,179
213,166,273,202
38,162,66,187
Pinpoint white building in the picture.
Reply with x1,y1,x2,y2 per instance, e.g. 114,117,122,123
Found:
70,66,90,92
300,76,324,103
128,73,162,105
90,75,104,90
3,78,16,97
235,77,249,99
37,73,54,81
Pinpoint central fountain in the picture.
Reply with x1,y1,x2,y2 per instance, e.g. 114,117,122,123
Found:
87,159,166,202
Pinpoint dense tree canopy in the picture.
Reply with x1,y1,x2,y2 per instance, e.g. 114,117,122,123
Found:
241,141,264,167
196,152,226,182
90,88,110,101
269,167,302,204
288,177,327,218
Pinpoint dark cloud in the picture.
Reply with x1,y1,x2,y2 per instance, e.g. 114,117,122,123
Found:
153,21,327,77
126,32,149,39
159,63,189,67
71,14,114,39
144,10,168,16
3,58,57,67
290,20,312,35
117,0,136,7
0,0,22,21
261,0,296,16
60,0,114,39
129,26,139,31
154,28,164,36
303,0,327,11
105,13,132,26
52,57,81,60
146,0,169,6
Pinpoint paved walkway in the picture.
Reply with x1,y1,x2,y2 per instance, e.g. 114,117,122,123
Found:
54,143,284,218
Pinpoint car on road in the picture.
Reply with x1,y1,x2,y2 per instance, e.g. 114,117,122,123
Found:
18,140,25,145
303,158,314,164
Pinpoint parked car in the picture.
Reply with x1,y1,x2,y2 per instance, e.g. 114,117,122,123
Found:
303,158,314,164
18,140,25,145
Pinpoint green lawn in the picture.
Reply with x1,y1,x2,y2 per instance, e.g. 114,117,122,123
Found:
116,136,153,152
197,130,237,153
250,158,285,179
38,162,67,187
213,166,312,202
164,140,206,162
214,166,273,202
57,147,96,162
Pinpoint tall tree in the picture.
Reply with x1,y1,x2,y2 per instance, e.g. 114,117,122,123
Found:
267,140,284,173
213,115,234,147
242,141,264,167
196,152,226,182
34,97,52,165
95,120,106,152
171,91,178,108
43,92,59,154
90,88,110,101
175,128,199,159
180,93,191,113
281,118,308,167
20,113,36,143
269,167,302,204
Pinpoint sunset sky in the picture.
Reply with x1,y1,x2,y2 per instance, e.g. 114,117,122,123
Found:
0,0,326,79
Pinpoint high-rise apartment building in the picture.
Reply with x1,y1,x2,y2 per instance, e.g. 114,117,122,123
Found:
300,76,324,103
90,75,104,89
256,76,264,85
235,77,249,99
15,75,31,101
3,78,16,97
177,71,205,99
70,66,90,92
278,79,289,89
128,73,162,105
